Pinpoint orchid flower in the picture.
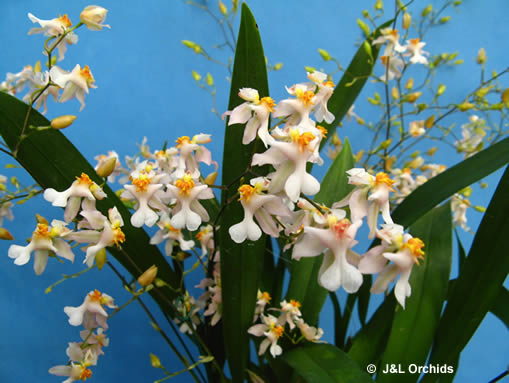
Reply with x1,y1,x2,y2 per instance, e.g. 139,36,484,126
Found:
50,64,96,111
273,82,317,131
277,299,302,330
49,362,93,383
150,212,195,256
248,314,284,358
28,12,72,37
254,290,272,322
307,71,335,124
8,220,74,275
174,134,215,177
226,88,276,147
372,28,406,55
292,209,363,293
379,54,405,81
64,290,116,330
228,180,290,243
404,38,429,65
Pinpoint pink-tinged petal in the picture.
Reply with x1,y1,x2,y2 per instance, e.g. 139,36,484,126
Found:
370,264,399,294
380,200,393,224
228,103,252,125
346,249,361,267
66,342,84,362
49,365,72,377
65,230,101,244
394,269,412,309
272,99,296,118
262,197,291,217
252,147,287,167
185,209,202,231
267,162,294,195
131,204,158,228
367,201,379,239
255,209,279,238
349,189,369,223
190,199,209,221
198,187,215,200
318,252,341,291
64,196,82,222
164,239,175,257
242,115,260,145
358,245,387,274
292,235,325,260
383,249,414,270
195,146,212,165
170,210,186,230
248,323,267,336
84,244,104,267
150,230,165,245
80,209,106,230
258,338,271,356
179,238,195,251
33,250,49,275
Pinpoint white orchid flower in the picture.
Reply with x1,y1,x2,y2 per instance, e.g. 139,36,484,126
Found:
80,5,110,31
372,28,406,55
292,210,363,293
150,212,195,256
8,220,74,275
28,12,72,36
307,71,335,124
226,88,276,147
174,134,214,177
273,82,317,131
248,314,284,358
404,38,429,65
50,64,97,111
49,362,93,383
64,290,116,329
379,54,405,81
277,299,302,330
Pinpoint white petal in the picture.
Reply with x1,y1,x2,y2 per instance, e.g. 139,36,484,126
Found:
229,221,247,243
33,250,49,275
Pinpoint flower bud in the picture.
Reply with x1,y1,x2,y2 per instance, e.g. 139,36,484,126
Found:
318,48,331,62
439,16,451,24
404,92,422,103
357,19,371,37
405,78,414,89
96,157,117,178
35,214,49,225
0,228,14,240
363,41,373,59
204,171,218,186
425,115,435,129
380,139,392,149
191,70,201,81
218,0,228,16
304,66,316,73
51,115,76,130
374,0,383,10
138,265,158,287
458,102,475,111
403,12,411,29
232,0,239,12
355,150,365,162
95,248,107,270
426,147,438,156
34,61,42,73
421,4,432,17
362,10,370,18
80,5,110,31
476,48,487,65
273,62,283,71
502,88,509,107
206,73,214,87
176,251,191,262
437,84,446,96
150,353,162,368
391,86,399,100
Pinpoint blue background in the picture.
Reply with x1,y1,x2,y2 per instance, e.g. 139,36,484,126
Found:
0,0,507,382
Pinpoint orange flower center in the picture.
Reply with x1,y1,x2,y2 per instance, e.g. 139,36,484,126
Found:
260,291,271,303
76,173,94,186
260,97,276,112
113,228,126,246
175,175,195,195
132,175,151,192
176,136,191,148
164,223,180,233
290,129,316,152
34,223,51,238
238,184,255,203
89,289,103,301
402,237,425,264
272,325,284,338
78,367,92,381
375,172,395,190
80,65,94,85
323,80,335,88
316,125,327,138
409,38,420,45
290,299,301,308
331,218,351,238
58,14,72,28
296,89,315,106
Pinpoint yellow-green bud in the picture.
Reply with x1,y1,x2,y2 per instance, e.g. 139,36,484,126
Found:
96,157,117,178
425,115,435,129
453,59,464,65
51,115,76,130
34,61,42,73
206,73,214,86
318,48,331,62
204,171,218,186
362,10,370,18
36,214,49,225
380,139,392,149
138,265,158,287
476,48,487,65
363,41,373,58
421,4,432,16
355,150,365,162
458,102,475,111
357,19,371,37
453,0,462,5
150,353,162,368
191,70,201,81
374,0,383,10
403,12,411,29
176,251,191,262
427,146,438,156
460,186,472,197
0,228,14,240
480,182,488,189
501,88,509,106
473,205,486,213
437,84,446,96
95,248,107,270
439,16,451,24
405,78,414,89
273,62,283,71
391,86,399,100
404,92,422,103
232,0,239,12
182,40,197,49
304,66,316,73
218,0,228,16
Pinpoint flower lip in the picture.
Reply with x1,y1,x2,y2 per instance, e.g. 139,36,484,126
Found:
374,172,395,190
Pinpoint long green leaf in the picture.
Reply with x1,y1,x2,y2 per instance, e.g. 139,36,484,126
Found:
285,138,355,325
378,203,452,383
392,137,509,228
282,343,373,383
0,92,179,312
219,4,269,382
422,165,509,382
319,20,392,149
491,287,509,330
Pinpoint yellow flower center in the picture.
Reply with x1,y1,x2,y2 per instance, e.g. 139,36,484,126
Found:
260,291,271,303
76,173,94,186
380,56,389,65
132,174,152,192
58,14,72,28
88,289,103,302
409,38,420,46
113,227,126,246
375,172,395,190
402,237,425,264
33,223,51,238
290,129,316,152
290,299,301,308
260,97,276,112
271,323,284,338
80,65,94,85
196,226,211,241
295,88,315,106
164,223,180,233
316,125,327,138
238,184,255,203
323,80,335,88
175,174,195,195
331,218,351,238
78,366,92,381
390,29,399,38
176,136,191,148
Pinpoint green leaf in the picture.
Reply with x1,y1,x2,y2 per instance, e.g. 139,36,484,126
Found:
0,92,179,313
491,287,509,330
282,343,373,383
319,20,392,149
392,137,509,228
329,292,342,346
422,165,509,382
286,139,355,325
219,4,269,382
377,202,453,383
454,228,466,273
347,295,396,369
